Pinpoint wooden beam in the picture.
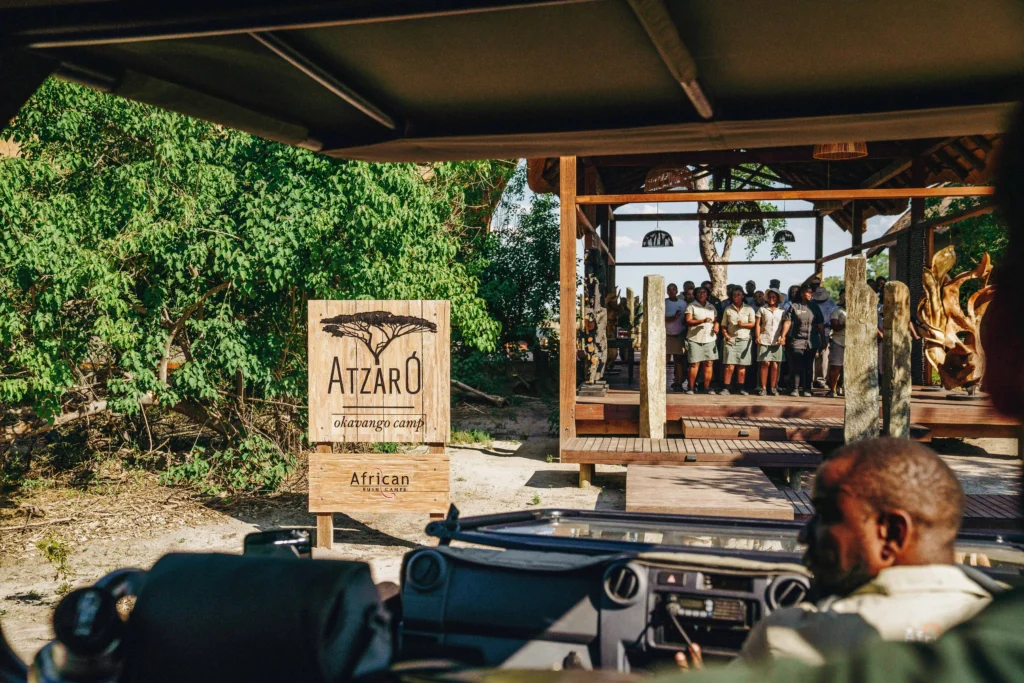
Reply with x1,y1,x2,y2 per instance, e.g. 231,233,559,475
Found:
613,210,819,221
814,215,824,276
950,140,986,172
624,0,712,119
591,144,912,168
615,260,817,266
576,206,615,265
576,187,995,204
559,157,578,444
851,201,863,254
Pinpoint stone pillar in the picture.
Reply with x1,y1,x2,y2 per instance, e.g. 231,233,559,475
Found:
843,257,880,442
882,282,912,438
640,275,666,439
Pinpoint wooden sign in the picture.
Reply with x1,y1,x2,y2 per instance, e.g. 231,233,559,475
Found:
307,301,450,537
308,451,449,514
307,300,450,444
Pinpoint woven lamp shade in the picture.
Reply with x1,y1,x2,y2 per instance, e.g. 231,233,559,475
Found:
813,142,868,161
644,167,694,192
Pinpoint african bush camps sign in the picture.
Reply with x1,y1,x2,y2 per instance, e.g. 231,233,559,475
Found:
307,300,450,517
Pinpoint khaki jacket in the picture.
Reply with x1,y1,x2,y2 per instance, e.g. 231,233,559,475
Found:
737,565,992,666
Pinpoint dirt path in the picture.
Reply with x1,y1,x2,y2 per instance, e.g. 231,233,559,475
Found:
0,435,625,661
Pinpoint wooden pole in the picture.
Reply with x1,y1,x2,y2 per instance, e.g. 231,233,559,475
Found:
910,158,928,386
559,157,586,484
851,201,863,255
314,443,334,550
814,214,824,278
427,443,446,520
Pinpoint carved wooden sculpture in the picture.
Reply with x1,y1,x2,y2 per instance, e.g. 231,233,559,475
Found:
583,275,608,384
915,246,996,391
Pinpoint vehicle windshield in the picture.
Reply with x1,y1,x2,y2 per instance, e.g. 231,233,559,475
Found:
437,510,1024,571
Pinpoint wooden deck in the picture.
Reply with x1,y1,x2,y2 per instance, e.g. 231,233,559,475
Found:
680,416,932,442
781,489,1023,530
626,466,794,520
561,437,822,467
575,387,1021,441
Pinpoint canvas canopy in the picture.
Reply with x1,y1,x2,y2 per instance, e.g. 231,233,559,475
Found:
1,0,1021,161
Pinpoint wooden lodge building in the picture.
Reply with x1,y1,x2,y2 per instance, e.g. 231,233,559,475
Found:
2,0,1023,520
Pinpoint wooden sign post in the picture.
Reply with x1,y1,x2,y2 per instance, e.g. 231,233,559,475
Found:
307,300,451,549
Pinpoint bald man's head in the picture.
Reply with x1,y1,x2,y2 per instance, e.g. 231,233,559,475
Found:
800,438,964,598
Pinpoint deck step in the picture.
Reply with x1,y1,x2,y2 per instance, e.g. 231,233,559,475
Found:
681,417,932,442
626,465,794,519
561,436,822,467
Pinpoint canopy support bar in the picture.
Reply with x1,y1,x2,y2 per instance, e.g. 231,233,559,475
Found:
625,0,713,119
249,31,396,130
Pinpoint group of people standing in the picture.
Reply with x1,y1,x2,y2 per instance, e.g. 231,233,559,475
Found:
664,277,858,397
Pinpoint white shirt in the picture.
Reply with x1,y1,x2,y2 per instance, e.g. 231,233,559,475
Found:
830,307,848,346
738,565,992,666
685,301,717,344
757,306,787,346
665,297,686,336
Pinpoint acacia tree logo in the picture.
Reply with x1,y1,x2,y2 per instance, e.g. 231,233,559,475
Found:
321,310,437,365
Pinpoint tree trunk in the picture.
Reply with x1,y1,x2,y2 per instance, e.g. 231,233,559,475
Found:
697,172,728,299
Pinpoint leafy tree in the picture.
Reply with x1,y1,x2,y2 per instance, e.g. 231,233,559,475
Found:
697,166,788,299
867,252,889,280
0,78,509,492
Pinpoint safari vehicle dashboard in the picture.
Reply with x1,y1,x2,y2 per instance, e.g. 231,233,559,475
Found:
396,508,1024,671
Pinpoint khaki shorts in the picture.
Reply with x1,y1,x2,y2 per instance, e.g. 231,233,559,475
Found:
686,339,718,363
723,338,753,366
666,335,685,355
829,343,845,366
758,344,785,362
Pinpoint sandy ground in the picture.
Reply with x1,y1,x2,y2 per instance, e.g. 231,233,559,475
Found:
0,401,1018,662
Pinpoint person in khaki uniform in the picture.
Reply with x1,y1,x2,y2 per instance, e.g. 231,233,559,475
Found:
736,438,992,666
719,287,756,395
684,287,720,394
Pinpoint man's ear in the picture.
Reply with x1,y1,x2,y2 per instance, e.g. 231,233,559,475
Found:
879,510,913,563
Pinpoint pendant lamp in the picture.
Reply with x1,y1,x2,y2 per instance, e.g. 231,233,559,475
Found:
813,142,868,161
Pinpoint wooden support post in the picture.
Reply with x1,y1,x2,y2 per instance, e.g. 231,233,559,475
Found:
814,214,824,278
851,201,863,255
843,257,880,442
428,442,446,519
640,275,666,439
314,443,334,550
910,158,928,385
559,157,579,482
882,282,912,438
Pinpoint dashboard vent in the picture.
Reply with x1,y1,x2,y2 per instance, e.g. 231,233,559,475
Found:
766,575,810,610
604,564,642,604
406,550,446,593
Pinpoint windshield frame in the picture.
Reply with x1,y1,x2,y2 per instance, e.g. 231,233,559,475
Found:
426,508,1024,569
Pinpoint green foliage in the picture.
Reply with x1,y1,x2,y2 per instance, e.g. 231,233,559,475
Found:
35,534,73,594
941,198,1008,271
450,429,492,445
866,253,889,280
1,79,513,492
159,434,292,495
528,492,541,506
822,275,844,302
372,442,398,454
